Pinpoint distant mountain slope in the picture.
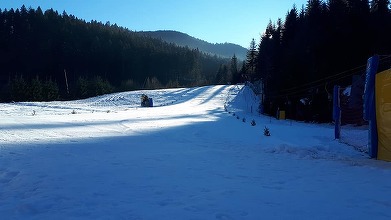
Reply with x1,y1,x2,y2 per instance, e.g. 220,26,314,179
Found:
139,30,247,60
0,8,231,102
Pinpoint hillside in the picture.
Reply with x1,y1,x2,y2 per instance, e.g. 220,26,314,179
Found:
0,7,229,102
140,30,247,60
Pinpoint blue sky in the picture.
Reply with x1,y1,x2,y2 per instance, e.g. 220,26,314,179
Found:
1,0,308,48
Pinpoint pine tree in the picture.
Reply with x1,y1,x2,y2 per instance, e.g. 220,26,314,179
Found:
370,0,391,54
11,75,27,101
306,0,323,17
245,38,258,81
230,54,239,84
282,5,298,47
43,78,59,101
215,64,229,85
75,76,89,98
239,61,246,83
370,0,390,14
30,76,43,101
347,0,370,15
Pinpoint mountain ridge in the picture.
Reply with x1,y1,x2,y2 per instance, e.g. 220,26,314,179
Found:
139,30,247,60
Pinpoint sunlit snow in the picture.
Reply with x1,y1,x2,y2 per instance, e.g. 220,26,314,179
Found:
1,85,390,219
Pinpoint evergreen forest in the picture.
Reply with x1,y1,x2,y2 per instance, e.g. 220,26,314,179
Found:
0,6,235,102
245,0,391,122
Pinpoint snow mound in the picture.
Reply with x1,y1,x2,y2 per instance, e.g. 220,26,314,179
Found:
225,84,259,116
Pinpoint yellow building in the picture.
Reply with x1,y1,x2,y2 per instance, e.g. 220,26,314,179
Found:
375,69,391,162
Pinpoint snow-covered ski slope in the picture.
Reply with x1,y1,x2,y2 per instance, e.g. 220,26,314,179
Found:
1,85,391,220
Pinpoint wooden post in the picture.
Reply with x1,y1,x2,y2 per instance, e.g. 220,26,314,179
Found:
64,69,69,94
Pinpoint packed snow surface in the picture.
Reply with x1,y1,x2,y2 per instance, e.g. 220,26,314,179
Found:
1,85,391,219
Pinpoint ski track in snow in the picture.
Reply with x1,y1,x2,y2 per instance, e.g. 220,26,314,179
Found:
1,85,391,220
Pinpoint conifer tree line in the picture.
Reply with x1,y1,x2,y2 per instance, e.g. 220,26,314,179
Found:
0,6,232,102
246,0,391,122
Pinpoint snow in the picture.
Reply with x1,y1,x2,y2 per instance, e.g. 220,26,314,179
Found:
1,85,391,219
